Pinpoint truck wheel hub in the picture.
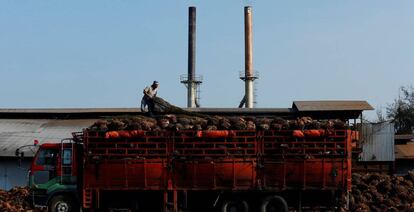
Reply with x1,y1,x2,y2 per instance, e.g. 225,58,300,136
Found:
56,202,69,212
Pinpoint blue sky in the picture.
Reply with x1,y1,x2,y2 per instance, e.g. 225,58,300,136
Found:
1,1,413,120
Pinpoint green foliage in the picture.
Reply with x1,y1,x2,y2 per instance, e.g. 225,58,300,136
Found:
387,86,414,134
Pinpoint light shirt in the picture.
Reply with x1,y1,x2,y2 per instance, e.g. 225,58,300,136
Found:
143,86,158,98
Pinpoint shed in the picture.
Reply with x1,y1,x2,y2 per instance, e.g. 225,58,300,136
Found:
360,122,395,162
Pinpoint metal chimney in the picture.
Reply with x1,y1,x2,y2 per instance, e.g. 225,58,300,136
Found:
187,6,197,108
181,6,202,107
244,6,254,108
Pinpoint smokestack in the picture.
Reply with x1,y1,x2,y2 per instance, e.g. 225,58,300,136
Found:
181,7,202,107
187,6,196,108
244,6,254,108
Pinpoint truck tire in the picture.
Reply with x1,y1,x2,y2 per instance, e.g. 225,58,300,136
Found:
260,195,288,212
49,195,78,212
221,199,249,212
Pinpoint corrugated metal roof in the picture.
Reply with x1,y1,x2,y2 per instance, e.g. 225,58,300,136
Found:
0,107,296,119
186,107,292,114
395,144,414,159
0,108,139,113
0,101,373,116
293,101,374,112
0,108,140,119
360,122,395,162
0,108,292,114
0,119,96,157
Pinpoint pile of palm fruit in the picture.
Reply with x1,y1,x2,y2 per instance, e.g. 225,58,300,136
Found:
348,171,414,211
90,96,347,133
0,187,33,212
89,115,346,133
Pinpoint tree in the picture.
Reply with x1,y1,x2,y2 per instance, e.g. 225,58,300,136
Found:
386,86,414,134
376,109,386,123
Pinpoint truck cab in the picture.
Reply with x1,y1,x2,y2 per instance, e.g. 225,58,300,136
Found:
29,140,80,212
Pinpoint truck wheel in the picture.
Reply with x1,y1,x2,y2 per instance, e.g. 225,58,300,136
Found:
221,199,249,212
260,195,288,212
49,195,77,212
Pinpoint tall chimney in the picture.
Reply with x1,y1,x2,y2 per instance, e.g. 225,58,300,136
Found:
244,6,254,108
187,6,196,108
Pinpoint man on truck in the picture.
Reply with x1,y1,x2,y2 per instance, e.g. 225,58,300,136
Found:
141,80,159,115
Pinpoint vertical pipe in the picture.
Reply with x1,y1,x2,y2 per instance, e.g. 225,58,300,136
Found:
188,6,196,108
244,6,254,108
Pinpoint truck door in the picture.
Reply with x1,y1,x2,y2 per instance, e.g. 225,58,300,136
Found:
30,147,59,186
30,142,80,211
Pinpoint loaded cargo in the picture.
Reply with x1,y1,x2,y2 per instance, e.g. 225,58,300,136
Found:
25,101,372,212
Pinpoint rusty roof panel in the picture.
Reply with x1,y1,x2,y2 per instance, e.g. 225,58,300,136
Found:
293,101,374,112
395,144,414,159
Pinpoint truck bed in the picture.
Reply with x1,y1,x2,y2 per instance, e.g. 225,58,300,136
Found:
81,129,351,192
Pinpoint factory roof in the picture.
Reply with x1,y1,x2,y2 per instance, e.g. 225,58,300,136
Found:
0,108,139,113
292,101,373,119
292,101,374,111
0,119,96,157
0,108,139,119
0,108,295,119
186,107,293,116
0,108,293,113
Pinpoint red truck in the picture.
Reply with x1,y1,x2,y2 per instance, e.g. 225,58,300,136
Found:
27,121,356,212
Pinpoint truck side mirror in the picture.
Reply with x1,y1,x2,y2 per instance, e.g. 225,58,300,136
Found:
15,149,24,167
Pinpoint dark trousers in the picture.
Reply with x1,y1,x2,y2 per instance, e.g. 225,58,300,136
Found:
141,96,154,116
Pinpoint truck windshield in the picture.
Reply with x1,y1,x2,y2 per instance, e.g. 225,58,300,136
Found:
36,148,58,166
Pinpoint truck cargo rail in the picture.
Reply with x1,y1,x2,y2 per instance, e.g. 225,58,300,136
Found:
82,130,350,159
